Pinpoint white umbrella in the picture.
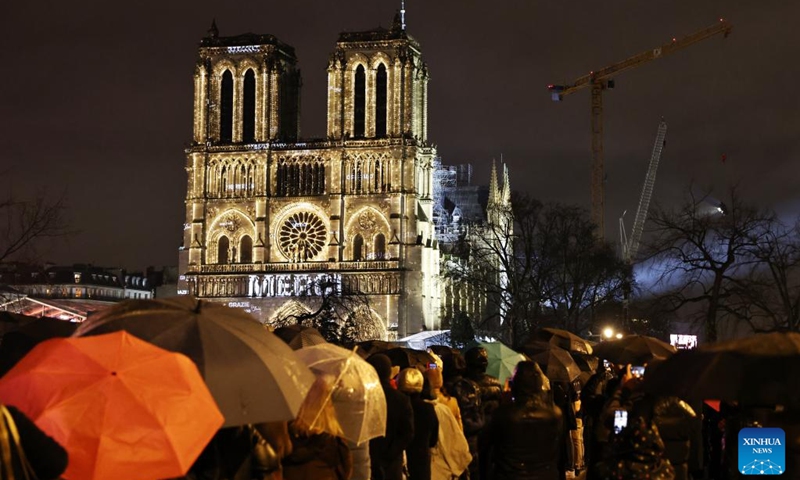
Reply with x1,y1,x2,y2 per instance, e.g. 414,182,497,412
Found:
295,343,387,445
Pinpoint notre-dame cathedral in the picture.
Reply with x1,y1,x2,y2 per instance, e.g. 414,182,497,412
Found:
178,13,511,340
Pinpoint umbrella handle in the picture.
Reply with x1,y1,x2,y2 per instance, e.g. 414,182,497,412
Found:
0,406,36,480
308,347,358,433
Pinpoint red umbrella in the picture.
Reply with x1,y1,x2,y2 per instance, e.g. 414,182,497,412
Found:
0,331,224,480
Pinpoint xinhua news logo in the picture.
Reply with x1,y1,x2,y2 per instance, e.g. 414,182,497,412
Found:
738,427,785,475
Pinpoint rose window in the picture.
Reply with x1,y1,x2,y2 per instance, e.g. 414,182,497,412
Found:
278,211,326,261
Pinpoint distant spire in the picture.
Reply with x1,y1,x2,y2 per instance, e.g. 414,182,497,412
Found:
502,163,511,204
208,19,219,38
488,159,499,206
401,0,406,30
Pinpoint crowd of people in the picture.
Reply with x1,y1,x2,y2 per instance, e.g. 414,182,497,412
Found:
2,337,799,480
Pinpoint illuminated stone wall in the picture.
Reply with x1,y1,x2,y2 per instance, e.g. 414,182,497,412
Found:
179,19,441,339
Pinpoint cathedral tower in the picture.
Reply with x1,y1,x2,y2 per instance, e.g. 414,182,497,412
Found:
179,16,440,339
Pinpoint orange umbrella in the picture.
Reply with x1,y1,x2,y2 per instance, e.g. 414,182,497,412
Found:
0,331,223,480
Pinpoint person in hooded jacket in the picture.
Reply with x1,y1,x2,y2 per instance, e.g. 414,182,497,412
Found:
481,361,563,480
464,348,503,424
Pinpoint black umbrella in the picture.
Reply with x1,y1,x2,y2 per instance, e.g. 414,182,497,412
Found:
531,328,594,355
570,351,600,373
355,339,396,359
273,325,327,350
643,332,800,405
0,316,78,377
521,341,581,383
428,344,459,359
384,347,436,370
74,296,315,427
592,335,677,366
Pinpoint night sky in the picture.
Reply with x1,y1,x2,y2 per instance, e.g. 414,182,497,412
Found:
3,1,799,271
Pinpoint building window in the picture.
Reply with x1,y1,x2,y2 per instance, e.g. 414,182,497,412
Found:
353,234,364,261
243,69,256,143
220,70,234,143
240,235,253,263
353,65,366,138
218,236,230,264
220,166,228,196
376,64,387,137
374,233,386,260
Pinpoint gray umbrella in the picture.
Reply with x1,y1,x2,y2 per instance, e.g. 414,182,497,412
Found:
74,296,315,427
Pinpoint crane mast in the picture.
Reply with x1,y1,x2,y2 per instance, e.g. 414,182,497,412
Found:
624,120,667,263
549,19,732,238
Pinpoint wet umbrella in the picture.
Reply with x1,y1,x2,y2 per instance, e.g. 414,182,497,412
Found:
570,351,600,374
384,347,436,369
0,331,223,480
428,344,459,358
521,341,581,383
643,332,800,405
471,341,526,385
295,343,387,445
0,316,78,376
592,335,677,366
274,324,327,350
74,296,315,427
355,339,396,359
531,328,594,355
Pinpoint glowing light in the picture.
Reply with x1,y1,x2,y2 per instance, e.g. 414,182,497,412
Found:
615,333,623,339
603,327,614,339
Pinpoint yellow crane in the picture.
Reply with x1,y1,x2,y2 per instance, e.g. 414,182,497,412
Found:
549,19,732,238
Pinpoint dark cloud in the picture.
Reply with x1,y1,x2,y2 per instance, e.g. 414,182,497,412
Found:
2,0,799,269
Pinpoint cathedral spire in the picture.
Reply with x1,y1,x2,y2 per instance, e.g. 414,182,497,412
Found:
401,0,406,30
502,163,511,205
208,19,219,38
488,159,499,206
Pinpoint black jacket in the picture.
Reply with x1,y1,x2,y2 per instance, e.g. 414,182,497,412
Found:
481,396,564,480
405,394,439,480
370,381,415,480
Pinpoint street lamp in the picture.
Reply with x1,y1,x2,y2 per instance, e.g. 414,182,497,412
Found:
603,327,614,339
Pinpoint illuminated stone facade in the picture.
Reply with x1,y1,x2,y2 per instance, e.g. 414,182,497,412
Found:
178,18,440,338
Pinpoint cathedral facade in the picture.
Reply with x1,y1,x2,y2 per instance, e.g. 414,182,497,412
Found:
178,17,441,339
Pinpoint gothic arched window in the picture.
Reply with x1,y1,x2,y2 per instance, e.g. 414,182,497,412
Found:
354,65,366,138
276,163,284,196
240,235,253,263
374,233,386,260
220,166,227,196
218,236,230,264
376,64,387,137
243,69,256,143
239,165,246,195
353,234,364,261
374,160,381,192
220,70,234,143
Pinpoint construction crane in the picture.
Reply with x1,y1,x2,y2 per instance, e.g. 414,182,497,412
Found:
549,19,732,238
620,120,667,264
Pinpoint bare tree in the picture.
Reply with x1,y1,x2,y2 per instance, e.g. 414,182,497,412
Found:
725,218,800,332
443,195,628,347
0,187,71,264
272,277,379,344
642,187,773,341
